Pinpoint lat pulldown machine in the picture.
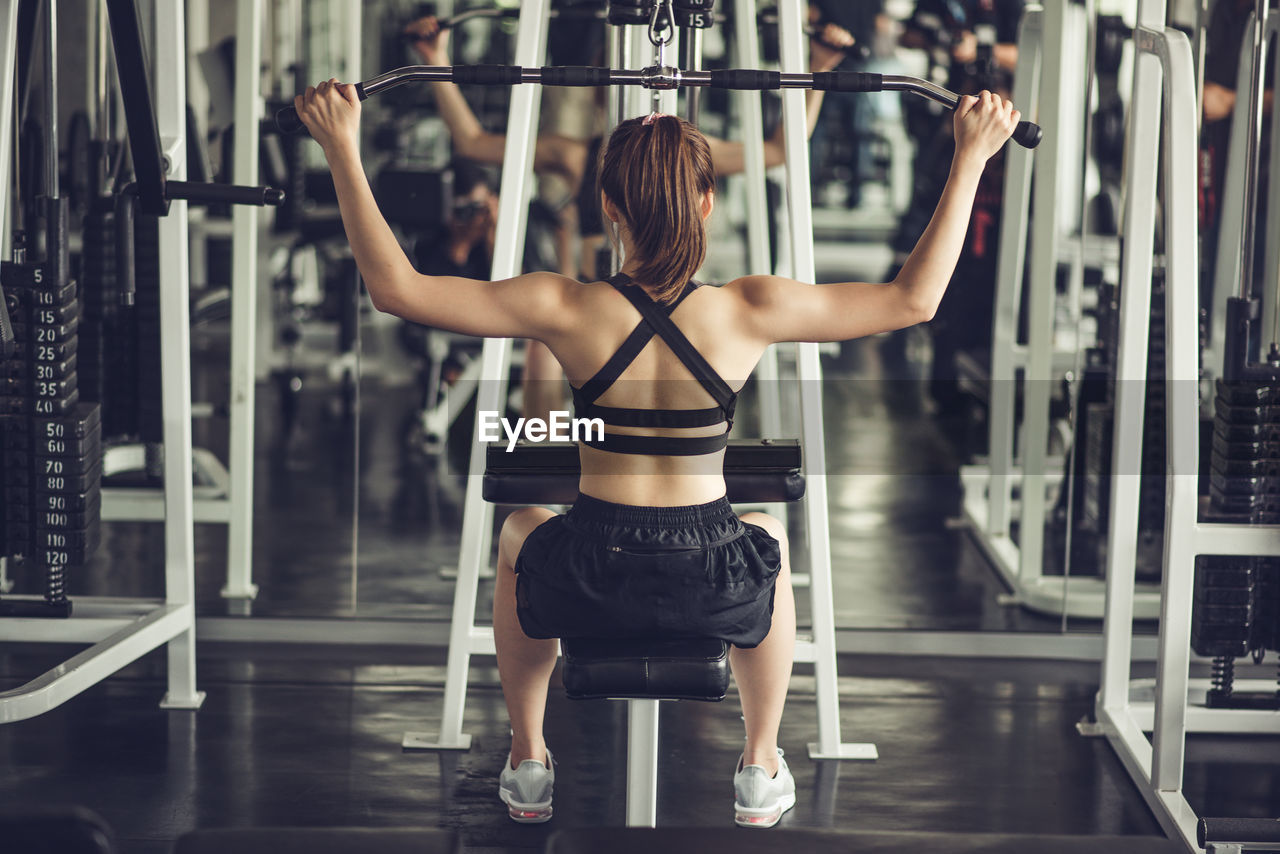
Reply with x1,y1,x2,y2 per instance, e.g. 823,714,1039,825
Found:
282,0,1038,827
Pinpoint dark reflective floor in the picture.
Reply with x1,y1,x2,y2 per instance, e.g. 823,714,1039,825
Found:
16,644,1274,853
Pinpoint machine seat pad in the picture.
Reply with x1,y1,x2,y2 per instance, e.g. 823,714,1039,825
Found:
561,636,730,701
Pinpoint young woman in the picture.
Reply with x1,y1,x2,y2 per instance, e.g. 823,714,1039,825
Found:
294,80,1018,828
403,13,855,423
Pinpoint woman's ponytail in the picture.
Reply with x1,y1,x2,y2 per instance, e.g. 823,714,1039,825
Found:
598,114,715,303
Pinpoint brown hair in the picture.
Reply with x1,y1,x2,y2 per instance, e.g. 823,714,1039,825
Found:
597,114,715,304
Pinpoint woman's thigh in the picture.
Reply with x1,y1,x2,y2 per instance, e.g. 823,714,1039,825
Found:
738,511,789,558
499,506,559,568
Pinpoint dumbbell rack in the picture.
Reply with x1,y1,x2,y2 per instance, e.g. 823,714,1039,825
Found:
1085,2,1280,850
402,0,877,771
0,0,204,722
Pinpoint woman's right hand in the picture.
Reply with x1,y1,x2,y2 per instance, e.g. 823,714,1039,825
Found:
953,90,1019,164
404,15,449,66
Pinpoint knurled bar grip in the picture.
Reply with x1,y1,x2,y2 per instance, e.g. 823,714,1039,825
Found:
541,66,614,86
452,64,524,85
708,69,780,89
810,71,883,91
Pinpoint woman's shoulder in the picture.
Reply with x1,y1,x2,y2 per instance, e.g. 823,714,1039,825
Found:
719,275,793,307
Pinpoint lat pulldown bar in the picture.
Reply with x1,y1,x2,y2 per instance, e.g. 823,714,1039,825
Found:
277,63,1043,149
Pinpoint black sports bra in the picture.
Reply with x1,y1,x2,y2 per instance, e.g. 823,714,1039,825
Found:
570,273,737,456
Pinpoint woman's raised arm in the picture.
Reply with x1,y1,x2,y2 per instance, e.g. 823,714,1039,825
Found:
731,91,1019,345
295,79,576,341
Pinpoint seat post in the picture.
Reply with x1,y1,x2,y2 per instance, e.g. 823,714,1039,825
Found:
625,699,661,827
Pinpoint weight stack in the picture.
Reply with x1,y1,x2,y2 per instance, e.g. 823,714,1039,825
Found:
1255,555,1279,655
0,204,104,617
133,214,162,445
1078,283,1121,565
1135,273,1168,578
1193,377,1280,701
77,200,115,414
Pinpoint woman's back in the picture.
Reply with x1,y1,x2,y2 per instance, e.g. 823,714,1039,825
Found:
544,274,767,507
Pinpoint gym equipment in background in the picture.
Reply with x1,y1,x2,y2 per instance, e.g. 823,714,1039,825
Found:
0,0,282,725
1,0,103,618
958,3,1137,618
1087,1,1280,852
1188,0,1280,714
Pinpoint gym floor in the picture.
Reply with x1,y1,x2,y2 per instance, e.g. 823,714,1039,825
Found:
5,639,1279,852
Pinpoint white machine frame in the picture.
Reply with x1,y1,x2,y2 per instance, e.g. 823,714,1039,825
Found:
0,0,204,722
95,0,268,608
960,3,1161,619
400,0,875,827
1087,4,1280,851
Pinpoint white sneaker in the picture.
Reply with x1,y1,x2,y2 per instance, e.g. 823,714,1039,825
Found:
733,748,796,828
498,749,555,823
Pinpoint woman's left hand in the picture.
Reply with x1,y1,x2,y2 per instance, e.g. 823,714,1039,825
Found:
295,78,361,153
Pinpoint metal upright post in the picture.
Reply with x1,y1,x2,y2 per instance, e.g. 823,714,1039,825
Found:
222,0,263,602
777,0,875,762
152,0,204,711
682,27,702,124
1149,21,1202,790
186,0,208,289
1208,16,1260,375
608,23,627,136
985,6,1042,536
1096,5,1163,718
625,699,660,826
0,2,15,249
1014,0,1066,604
1265,14,1280,348
404,0,549,751
733,0,785,523
342,0,360,92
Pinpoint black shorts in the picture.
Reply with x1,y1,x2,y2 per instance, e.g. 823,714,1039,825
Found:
513,493,782,648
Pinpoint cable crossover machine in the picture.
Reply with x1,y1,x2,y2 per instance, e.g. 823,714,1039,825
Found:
281,0,1040,828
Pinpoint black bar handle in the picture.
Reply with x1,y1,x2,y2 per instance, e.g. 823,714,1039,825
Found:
709,69,781,89
1199,817,1280,847
274,81,368,136
1012,120,1043,149
452,64,524,85
165,181,286,207
275,105,306,135
541,66,613,87
811,71,882,92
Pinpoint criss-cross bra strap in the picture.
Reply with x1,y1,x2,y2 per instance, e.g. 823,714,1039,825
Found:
607,275,736,420
573,322,655,405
